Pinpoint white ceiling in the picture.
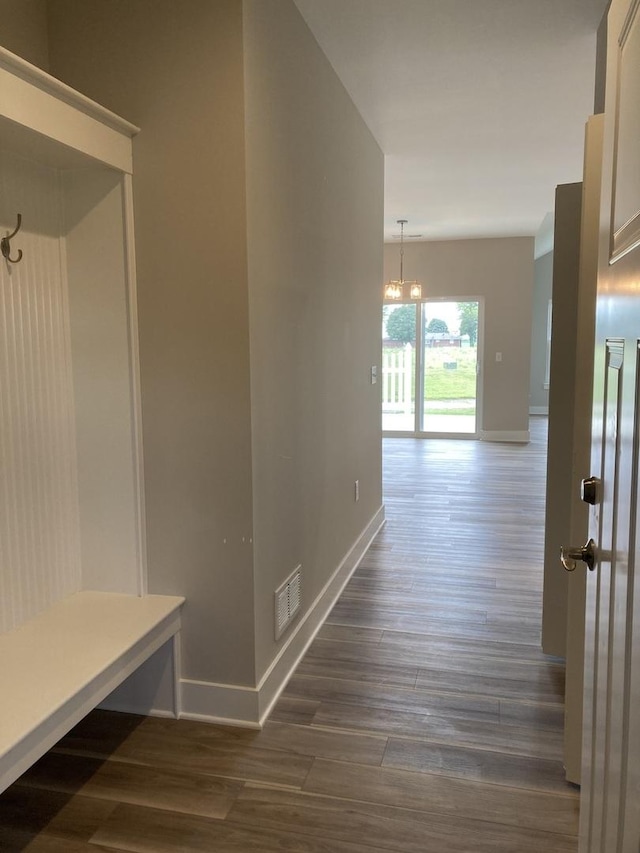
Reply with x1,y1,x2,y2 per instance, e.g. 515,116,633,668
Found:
293,0,608,241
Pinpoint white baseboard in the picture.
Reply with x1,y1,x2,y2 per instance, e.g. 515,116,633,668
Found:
178,504,386,728
479,429,530,443
179,681,262,729
529,406,549,416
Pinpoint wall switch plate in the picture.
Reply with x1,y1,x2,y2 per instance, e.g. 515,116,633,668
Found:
495,352,502,362
370,366,377,384
354,479,360,501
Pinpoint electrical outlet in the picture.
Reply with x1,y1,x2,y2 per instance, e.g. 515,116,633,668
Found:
354,479,360,502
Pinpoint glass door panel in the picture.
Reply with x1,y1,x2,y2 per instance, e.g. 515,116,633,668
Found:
422,301,478,434
382,303,416,432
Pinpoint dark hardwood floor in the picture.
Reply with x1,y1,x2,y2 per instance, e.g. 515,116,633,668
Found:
0,417,579,852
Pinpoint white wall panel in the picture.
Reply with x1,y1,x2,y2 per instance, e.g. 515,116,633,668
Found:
0,149,81,632
63,169,142,595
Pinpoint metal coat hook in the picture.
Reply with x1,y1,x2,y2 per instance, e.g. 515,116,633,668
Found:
1,214,23,264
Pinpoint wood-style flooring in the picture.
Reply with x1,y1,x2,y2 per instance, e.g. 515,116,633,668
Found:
0,418,579,852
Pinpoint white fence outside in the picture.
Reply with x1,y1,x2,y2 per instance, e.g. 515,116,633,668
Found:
382,343,413,414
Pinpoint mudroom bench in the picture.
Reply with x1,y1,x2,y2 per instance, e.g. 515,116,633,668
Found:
0,592,184,793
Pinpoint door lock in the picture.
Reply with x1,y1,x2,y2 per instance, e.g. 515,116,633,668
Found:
561,539,597,572
581,476,600,506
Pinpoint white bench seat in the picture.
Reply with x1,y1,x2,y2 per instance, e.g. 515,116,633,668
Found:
0,590,184,793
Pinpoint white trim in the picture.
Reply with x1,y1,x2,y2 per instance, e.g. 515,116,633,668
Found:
383,431,477,440
122,174,147,596
479,429,530,443
180,711,262,730
0,45,139,136
529,406,549,415
180,681,261,729
178,505,386,728
0,47,137,173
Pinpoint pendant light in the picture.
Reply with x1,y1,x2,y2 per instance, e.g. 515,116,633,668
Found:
384,219,422,300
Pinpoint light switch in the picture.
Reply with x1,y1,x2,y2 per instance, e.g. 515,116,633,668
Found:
371,366,378,384
495,352,502,362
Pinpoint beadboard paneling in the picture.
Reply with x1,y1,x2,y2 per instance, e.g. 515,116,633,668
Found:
0,149,81,632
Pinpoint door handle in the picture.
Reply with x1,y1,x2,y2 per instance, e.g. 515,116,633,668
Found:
561,539,597,572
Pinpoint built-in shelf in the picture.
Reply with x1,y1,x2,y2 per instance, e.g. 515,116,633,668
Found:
0,46,183,793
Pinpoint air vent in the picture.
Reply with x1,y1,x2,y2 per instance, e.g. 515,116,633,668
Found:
275,566,302,639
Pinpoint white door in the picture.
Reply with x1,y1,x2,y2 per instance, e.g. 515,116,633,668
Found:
578,0,640,848
563,114,604,786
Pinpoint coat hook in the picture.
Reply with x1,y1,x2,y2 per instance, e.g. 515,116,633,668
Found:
1,214,23,264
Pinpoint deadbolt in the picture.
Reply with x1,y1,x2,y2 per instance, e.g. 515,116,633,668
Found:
561,539,596,572
581,477,600,506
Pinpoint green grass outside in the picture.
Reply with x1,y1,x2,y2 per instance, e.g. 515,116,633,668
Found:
424,366,475,400
385,345,477,401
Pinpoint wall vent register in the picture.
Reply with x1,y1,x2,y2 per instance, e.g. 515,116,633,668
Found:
274,566,302,639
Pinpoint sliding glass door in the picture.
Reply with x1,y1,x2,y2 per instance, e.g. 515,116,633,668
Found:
382,300,480,436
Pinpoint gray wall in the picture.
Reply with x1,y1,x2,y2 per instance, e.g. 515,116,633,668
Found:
0,0,49,68
383,237,535,435
530,251,553,412
5,0,384,695
243,1,384,679
594,6,610,114
46,0,257,686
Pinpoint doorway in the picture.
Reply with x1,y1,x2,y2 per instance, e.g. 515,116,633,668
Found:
382,299,480,436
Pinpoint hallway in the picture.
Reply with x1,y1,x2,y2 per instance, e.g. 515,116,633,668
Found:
0,418,579,851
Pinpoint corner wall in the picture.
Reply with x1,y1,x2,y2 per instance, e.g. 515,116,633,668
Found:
383,237,534,439
39,0,384,725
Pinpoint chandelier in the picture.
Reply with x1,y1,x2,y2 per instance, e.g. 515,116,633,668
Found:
384,219,422,300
